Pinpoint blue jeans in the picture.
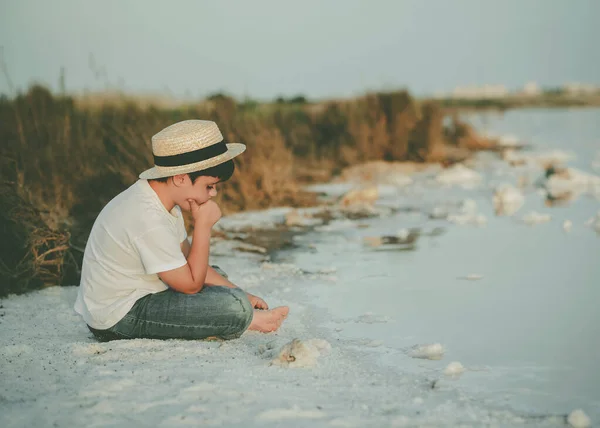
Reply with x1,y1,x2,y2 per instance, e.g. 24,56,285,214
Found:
88,285,253,342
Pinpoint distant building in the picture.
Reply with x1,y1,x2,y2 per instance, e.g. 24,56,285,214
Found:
563,82,599,95
522,82,541,96
451,84,508,99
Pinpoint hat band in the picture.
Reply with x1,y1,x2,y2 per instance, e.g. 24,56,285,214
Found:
153,141,228,167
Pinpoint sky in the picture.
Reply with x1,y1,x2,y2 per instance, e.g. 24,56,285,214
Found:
0,0,599,100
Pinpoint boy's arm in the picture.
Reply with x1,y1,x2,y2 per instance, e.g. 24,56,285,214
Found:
158,200,220,294
181,238,236,288
180,227,268,309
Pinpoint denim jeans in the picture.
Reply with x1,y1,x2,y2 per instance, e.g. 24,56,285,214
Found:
88,283,253,342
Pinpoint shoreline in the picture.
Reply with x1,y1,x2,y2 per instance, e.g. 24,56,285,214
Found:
2,116,598,426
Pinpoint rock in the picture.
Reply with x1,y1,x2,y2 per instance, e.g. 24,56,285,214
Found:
585,212,600,234
447,199,487,226
430,206,449,220
339,187,379,207
396,228,410,240
522,211,551,225
493,185,524,216
567,409,591,428
444,361,465,376
233,242,267,254
436,164,482,187
563,220,573,232
546,167,600,200
339,203,380,219
363,229,419,248
271,338,331,368
497,134,521,148
407,343,444,360
284,210,322,227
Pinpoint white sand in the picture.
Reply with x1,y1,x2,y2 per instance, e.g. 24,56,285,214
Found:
3,111,600,426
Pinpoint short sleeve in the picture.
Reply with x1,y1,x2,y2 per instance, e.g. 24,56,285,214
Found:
133,227,187,274
176,208,188,243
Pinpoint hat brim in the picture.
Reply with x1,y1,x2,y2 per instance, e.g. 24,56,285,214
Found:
139,143,246,180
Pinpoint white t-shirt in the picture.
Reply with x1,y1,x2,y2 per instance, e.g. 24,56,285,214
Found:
74,179,188,329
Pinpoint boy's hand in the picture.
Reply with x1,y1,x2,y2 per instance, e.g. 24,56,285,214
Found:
246,293,268,310
188,199,221,229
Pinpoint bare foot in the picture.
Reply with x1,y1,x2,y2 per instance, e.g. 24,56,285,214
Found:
248,306,289,333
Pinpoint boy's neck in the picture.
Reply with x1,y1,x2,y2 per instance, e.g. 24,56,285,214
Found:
148,180,176,213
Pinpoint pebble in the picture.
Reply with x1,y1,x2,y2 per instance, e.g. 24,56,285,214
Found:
444,361,466,376
567,409,591,428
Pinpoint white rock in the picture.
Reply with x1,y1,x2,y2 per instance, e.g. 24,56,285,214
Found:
585,212,600,234
498,134,520,147
563,220,573,232
446,199,486,226
407,343,444,360
284,210,323,227
546,168,600,199
271,338,331,368
522,211,551,225
493,185,525,216
340,187,379,207
567,409,591,428
436,165,482,187
536,149,575,166
447,212,487,227
396,228,410,240
444,361,466,376
430,206,448,219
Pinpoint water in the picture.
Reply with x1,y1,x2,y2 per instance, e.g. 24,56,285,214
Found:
284,108,600,422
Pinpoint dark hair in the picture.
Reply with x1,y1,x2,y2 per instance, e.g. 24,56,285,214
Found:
149,159,235,184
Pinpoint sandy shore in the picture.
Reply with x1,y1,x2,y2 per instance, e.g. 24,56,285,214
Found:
2,109,600,427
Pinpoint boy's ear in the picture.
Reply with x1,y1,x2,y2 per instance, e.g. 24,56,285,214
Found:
172,174,189,187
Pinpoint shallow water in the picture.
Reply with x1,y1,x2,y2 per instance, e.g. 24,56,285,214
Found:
282,108,600,421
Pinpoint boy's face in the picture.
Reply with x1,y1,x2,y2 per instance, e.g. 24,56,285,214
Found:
173,174,219,210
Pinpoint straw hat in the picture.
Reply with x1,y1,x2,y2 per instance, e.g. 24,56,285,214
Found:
139,120,246,179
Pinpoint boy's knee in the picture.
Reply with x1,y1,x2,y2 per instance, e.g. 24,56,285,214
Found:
226,288,253,333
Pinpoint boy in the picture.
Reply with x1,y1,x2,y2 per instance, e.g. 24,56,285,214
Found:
74,120,289,341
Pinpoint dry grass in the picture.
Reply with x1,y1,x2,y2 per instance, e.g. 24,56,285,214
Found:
0,85,481,294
